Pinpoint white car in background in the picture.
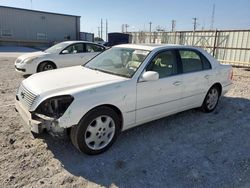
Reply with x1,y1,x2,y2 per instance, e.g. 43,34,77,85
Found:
15,44,233,155
15,41,106,74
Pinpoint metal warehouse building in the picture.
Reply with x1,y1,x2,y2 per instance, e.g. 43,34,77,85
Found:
0,6,80,46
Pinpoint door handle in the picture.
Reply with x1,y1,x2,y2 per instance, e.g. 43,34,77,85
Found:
204,75,210,79
173,81,182,86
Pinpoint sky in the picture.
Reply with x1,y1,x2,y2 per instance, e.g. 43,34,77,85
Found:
0,0,250,37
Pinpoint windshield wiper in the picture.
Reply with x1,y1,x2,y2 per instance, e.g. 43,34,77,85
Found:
84,66,98,71
84,66,130,78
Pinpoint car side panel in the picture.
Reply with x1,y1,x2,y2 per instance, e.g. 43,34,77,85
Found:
180,70,211,109
57,80,137,130
135,75,182,126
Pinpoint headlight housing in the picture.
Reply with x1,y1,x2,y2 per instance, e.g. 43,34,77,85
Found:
23,57,38,64
35,95,74,119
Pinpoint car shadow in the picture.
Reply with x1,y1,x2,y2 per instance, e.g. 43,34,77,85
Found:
42,96,250,187
22,75,31,78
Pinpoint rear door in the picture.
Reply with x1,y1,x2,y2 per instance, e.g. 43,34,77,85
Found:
178,49,212,109
136,50,183,124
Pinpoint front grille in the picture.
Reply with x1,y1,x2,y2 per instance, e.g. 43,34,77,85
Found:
17,84,37,109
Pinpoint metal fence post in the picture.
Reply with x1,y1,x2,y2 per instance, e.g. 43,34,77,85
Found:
212,30,218,57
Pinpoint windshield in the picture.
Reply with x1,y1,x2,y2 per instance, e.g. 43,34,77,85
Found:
85,47,150,78
44,42,69,54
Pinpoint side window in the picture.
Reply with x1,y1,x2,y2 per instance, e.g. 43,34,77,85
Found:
146,50,178,79
86,44,104,52
200,53,212,70
180,50,211,73
64,43,84,54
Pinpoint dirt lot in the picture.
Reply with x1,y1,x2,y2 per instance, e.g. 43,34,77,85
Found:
0,52,250,188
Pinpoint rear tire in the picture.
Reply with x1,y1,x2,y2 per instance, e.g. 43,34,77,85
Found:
201,86,220,113
37,62,55,72
70,106,121,155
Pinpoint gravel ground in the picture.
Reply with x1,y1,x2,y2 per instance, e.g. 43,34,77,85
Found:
0,52,250,188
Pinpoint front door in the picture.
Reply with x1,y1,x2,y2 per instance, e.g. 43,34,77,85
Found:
136,50,182,124
57,43,85,68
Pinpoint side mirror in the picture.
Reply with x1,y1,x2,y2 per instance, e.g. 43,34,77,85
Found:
139,71,159,82
62,50,69,54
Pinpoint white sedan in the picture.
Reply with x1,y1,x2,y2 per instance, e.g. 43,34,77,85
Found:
15,44,233,155
14,41,105,74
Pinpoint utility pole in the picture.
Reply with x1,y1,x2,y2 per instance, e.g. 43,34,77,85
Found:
98,27,100,38
171,20,176,32
210,3,215,30
106,19,108,41
125,24,129,33
100,19,103,39
192,17,197,31
149,21,152,32
30,0,33,9
121,24,124,33
149,21,152,43
192,18,197,45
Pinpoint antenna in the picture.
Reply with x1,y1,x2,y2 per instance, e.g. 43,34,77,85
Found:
210,3,215,30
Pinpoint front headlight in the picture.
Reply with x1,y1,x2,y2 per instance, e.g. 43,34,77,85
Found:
35,95,74,119
23,57,38,64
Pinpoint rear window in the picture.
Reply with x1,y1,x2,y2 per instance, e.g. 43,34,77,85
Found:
179,50,211,73
86,44,105,52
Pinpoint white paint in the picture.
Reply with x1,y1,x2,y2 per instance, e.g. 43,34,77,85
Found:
15,44,233,132
14,41,104,74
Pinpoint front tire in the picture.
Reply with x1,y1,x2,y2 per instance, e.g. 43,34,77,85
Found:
37,62,55,72
70,107,121,155
201,86,220,112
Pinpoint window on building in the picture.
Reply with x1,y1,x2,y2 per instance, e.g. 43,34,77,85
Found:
1,29,12,38
37,33,47,40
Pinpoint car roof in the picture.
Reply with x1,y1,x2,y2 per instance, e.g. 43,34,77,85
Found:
114,44,200,51
61,41,97,45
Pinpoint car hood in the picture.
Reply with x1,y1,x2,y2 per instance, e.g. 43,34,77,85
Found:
17,51,47,61
22,66,128,96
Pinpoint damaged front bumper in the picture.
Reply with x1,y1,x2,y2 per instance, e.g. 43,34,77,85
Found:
15,100,65,135
15,100,42,133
